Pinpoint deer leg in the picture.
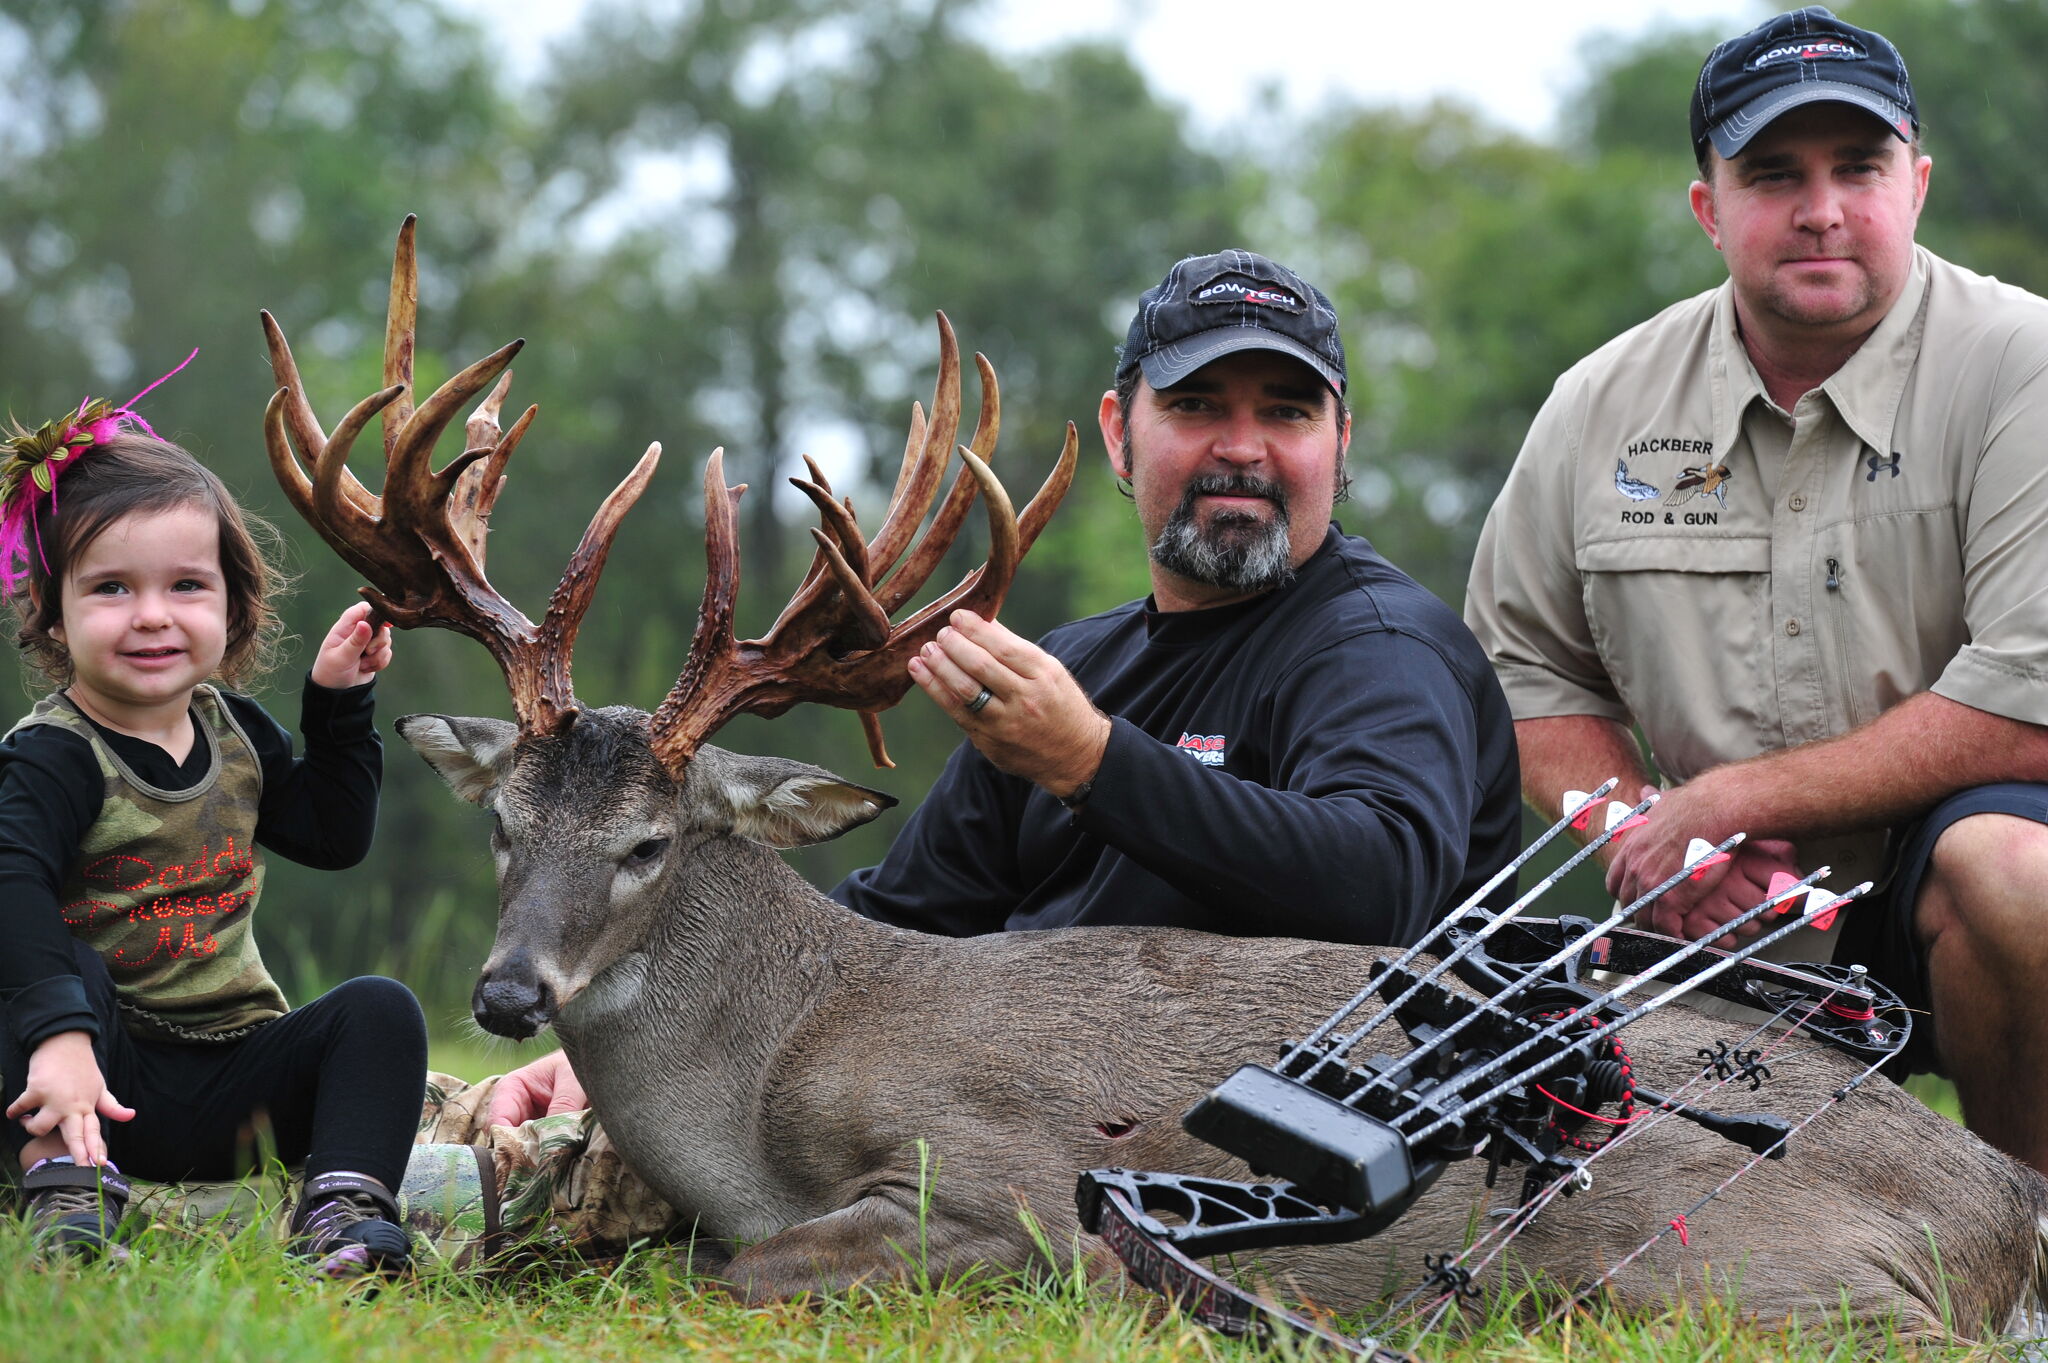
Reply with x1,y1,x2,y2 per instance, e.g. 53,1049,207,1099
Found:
720,1188,1031,1303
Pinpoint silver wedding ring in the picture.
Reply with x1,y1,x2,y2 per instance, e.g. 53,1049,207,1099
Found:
966,686,993,714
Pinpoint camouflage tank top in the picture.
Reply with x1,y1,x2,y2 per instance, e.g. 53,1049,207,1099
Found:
7,686,288,1041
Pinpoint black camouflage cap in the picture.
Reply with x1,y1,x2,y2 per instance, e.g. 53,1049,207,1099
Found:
1117,249,1345,395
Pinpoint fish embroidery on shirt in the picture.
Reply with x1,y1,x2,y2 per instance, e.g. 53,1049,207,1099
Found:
1664,462,1733,508
1614,458,1662,501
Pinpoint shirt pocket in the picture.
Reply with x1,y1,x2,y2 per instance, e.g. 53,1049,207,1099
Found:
1816,510,1967,729
1575,536,1774,780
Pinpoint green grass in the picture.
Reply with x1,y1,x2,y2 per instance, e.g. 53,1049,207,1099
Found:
11,1046,2000,1362
2,1207,2020,1363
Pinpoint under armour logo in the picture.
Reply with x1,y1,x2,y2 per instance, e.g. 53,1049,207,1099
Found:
1866,452,1901,481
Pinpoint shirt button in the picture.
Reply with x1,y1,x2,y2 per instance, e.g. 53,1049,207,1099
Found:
1785,619,1802,637
1789,494,1807,511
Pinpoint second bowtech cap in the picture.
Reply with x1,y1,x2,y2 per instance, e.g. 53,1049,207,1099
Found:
1691,4,1918,160
1118,249,1346,396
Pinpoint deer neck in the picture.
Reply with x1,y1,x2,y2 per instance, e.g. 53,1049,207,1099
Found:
555,833,885,1069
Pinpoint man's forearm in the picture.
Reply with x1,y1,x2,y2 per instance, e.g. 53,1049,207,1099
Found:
1514,715,1656,824
1694,691,2048,841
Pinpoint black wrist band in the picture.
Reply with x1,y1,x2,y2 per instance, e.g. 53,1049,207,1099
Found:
1058,780,1094,810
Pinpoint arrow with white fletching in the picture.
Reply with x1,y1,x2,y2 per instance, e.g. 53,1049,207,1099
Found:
1605,801,1648,835
1764,871,1843,929
1684,836,1731,880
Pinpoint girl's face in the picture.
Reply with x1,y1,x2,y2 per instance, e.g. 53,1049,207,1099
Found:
51,504,229,721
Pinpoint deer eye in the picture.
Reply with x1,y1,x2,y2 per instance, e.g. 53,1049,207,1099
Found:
626,838,669,867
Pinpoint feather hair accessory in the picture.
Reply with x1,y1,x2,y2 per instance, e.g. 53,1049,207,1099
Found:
0,347,198,594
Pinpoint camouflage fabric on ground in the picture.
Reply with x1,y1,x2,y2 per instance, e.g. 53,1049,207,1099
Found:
113,1070,677,1264
415,1070,677,1252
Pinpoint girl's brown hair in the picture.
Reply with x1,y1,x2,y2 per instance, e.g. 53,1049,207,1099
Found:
9,434,288,689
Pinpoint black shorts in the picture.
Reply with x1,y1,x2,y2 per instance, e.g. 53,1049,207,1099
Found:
1831,781,2048,1075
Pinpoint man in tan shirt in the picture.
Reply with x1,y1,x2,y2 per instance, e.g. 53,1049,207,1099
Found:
1467,5,2048,1174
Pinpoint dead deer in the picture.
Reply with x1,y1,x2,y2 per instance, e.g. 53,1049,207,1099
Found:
261,220,2048,1340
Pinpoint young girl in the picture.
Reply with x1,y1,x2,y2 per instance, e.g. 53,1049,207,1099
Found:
0,377,427,1277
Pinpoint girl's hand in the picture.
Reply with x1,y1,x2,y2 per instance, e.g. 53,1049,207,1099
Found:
5,1031,134,1167
311,601,396,689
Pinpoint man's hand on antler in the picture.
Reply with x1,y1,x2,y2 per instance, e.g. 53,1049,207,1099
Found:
310,600,395,690
911,609,1110,801
1606,780,1801,946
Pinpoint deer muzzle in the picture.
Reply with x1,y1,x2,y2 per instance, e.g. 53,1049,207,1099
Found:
473,950,558,1038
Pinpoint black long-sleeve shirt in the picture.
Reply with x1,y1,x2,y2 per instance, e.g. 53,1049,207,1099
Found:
0,678,380,1050
833,527,1522,945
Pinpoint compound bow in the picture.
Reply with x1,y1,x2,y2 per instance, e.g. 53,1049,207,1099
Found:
1075,784,1912,1356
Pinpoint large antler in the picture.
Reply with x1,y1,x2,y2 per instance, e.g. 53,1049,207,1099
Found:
649,312,1078,773
262,215,660,736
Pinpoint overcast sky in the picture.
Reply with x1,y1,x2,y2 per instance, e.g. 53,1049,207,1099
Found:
454,0,1765,138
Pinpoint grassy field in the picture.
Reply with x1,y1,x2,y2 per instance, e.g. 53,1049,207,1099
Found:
2,1207,2028,1363
4,1044,2016,1363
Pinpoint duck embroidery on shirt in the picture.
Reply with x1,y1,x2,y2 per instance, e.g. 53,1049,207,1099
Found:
1664,462,1732,508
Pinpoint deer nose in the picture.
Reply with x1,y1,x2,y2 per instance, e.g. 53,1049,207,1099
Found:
472,954,557,1039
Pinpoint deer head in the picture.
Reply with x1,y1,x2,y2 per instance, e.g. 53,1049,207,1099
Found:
264,217,1076,1036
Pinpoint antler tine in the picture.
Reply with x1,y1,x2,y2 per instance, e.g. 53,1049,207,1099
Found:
465,369,513,453
519,441,665,730
807,526,892,651
649,451,746,773
789,463,870,586
857,711,893,769
644,322,1076,774
877,423,1076,644
883,420,1077,635
381,214,420,459
870,350,999,614
260,309,380,519
862,312,963,583
263,388,377,583
874,445,1020,641
311,383,408,554
385,340,523,516
1017,421,1080,549
449,393,533,571
889,401,927,505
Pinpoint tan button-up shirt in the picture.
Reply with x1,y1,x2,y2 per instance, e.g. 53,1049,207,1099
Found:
1466,247,2048,924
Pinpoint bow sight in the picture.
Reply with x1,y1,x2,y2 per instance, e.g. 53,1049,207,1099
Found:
1075,786,1912,1355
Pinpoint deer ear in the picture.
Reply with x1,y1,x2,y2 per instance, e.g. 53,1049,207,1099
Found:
707,753,897,848
395,714,520,806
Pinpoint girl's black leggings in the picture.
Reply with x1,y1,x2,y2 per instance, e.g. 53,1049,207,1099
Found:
4,940,426,1191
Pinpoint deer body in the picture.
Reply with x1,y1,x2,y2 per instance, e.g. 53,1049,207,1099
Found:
422,716,2045,1336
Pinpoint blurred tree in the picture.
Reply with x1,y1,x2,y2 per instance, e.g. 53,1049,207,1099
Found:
1847,0,2048,292
516,0,1243,887
0,0,524,1021
1291,100,1722,604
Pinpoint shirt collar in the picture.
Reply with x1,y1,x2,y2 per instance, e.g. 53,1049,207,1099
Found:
1824,247,1929,454
1708,246,1930,455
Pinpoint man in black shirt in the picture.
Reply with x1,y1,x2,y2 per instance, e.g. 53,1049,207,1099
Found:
489,249,1522,1123
838,248,1521,945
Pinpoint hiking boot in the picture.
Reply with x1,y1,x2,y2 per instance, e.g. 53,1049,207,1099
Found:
21,1157,131,1264
288,1171,410,1279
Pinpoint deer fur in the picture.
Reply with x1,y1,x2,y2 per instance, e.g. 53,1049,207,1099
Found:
402,706,2048,1338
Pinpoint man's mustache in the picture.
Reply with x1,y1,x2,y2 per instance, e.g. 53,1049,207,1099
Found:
1177,473,1289,511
